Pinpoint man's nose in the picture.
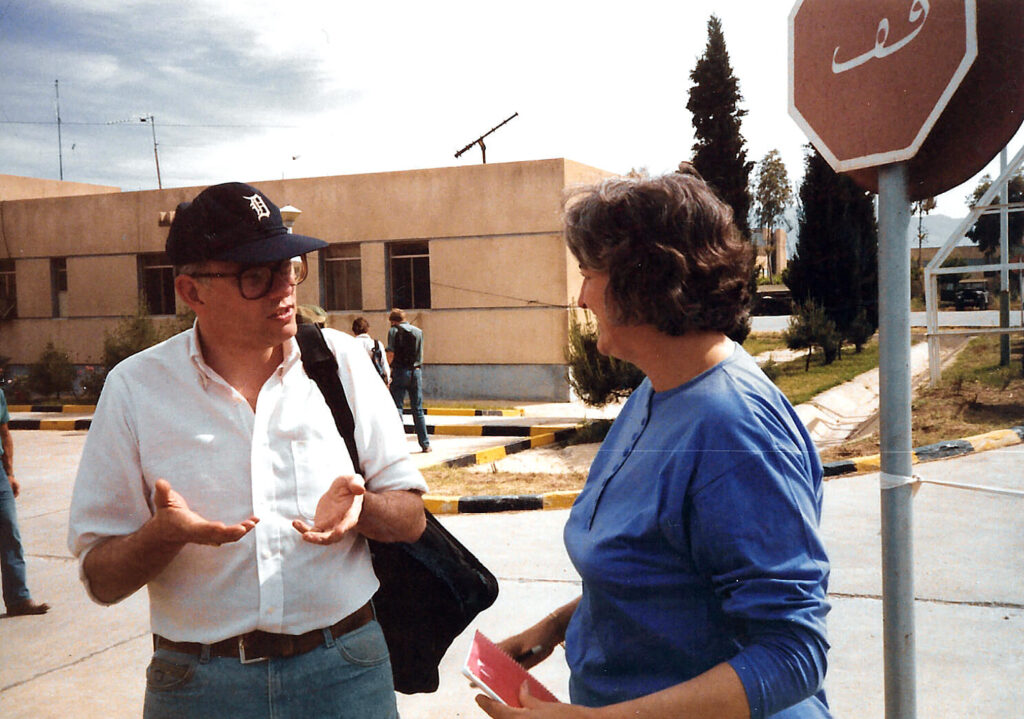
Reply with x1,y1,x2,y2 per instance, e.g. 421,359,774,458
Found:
267,269,295,298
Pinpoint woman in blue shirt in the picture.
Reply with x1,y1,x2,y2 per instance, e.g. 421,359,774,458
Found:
477,167,831,719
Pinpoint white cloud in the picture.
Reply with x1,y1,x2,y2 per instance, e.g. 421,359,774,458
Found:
1,0,1018,221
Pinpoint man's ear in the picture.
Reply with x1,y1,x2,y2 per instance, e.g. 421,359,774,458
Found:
174,274,204,312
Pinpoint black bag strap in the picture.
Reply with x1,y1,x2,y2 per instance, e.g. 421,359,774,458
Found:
295,323,361,472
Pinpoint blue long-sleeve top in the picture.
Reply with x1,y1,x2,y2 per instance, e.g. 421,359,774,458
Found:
563,345,832,718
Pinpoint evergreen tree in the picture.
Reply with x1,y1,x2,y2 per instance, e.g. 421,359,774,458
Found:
686,14,754,239
753,149,794,277
966,171,1024,258
565,311,644,407
785,147,878,350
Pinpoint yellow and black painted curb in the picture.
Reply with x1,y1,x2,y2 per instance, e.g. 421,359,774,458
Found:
8,418,92,431
424,425,1024,514
8,404,1022,512
405,423,576,438
8,404,96,431
821,426,1024,478
8,404,95,413
403,407,525,417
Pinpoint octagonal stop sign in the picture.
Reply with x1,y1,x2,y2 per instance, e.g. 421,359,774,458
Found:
790,0,1024,201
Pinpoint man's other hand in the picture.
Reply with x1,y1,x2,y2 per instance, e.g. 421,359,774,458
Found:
292,474,366,545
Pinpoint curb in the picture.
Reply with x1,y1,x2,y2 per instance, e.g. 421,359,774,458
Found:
405,423,576,438
423,427,579,470
9,405,1022,511
8,404,96,413
403,407,525,417
423,425,1024,514
8,418,92,431
821,426,1024,478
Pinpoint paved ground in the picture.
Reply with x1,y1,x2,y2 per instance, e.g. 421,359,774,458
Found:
0,428,1021,718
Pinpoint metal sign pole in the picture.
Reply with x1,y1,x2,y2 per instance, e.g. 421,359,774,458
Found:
877,162,917,719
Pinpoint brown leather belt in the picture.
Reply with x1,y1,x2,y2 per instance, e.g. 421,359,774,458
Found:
153,602,373,663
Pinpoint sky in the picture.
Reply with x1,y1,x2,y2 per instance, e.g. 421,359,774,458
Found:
1,0,1019,222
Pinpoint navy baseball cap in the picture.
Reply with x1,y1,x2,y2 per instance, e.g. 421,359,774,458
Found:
166,182,327,265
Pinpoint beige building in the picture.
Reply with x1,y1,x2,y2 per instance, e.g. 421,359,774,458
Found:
0,160,611,401
752,227,788,279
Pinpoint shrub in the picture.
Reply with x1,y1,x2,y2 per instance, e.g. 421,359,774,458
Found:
29,342,75,399
845,308,875,353
92,305,195,396
565,311,645,407
784,300,841,369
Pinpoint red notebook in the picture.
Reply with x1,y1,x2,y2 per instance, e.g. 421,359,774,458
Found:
462,630,559,707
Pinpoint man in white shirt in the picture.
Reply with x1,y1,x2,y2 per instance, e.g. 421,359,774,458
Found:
352,316,390,386
68,182,426,718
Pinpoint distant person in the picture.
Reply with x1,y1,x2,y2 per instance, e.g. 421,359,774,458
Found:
477,169,831,718
1,386,50,616
386,308,430,453
68,182,426,718
352,317,390,386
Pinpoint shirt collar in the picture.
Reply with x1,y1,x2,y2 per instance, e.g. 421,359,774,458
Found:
186,322,299,388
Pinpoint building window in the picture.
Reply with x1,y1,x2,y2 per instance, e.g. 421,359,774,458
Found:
51,258,68,317
388,241,430,309
0,260,15,320
322,244,362,311
139,253,176,315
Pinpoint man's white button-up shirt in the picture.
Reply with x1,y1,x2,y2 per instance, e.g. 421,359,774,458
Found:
68,327,427,643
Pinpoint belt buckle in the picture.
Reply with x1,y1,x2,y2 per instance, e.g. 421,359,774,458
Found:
238,635,268,664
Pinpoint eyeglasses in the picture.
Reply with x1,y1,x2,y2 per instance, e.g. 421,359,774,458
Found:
188,256,308,300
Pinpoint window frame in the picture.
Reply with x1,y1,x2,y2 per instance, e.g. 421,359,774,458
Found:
387,241,431,310
138,253,177,316
0,259,16,320
320,243,363,311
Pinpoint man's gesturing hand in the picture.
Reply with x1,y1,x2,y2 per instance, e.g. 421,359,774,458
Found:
153,478,259,546
292,474,366,545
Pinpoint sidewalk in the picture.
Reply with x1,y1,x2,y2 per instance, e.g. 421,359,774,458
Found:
0,431,1020,717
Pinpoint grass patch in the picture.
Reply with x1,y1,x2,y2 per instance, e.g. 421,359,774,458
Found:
741,332,787,357
770,339,881,406
820,334,1024,463
421,465,587,496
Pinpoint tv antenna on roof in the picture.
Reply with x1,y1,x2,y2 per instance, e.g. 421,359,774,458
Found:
454,112,518,164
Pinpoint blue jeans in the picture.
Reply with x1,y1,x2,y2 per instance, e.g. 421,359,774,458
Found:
144,619,398,719
0,465,31,609
389,367,429,450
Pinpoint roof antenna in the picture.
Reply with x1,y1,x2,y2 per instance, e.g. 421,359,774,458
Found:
55,80,64,180
455,112,518,164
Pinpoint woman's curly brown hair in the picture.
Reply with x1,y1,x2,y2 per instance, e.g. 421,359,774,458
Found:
563,167,753,336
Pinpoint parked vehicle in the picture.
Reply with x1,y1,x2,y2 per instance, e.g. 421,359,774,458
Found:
955,279,990,310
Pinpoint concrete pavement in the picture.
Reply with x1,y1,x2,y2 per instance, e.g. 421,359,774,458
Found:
1,429,1021,718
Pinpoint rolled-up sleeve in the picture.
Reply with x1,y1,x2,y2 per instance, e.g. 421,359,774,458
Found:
67,371,153,602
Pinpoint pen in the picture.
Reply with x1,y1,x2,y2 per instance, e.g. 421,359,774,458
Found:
515,644,545,663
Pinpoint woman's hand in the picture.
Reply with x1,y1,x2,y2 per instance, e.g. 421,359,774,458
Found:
476,683,591,717
498,624,559,670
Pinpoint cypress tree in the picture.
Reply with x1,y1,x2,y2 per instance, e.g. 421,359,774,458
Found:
785,147,879,348
686,14,754,239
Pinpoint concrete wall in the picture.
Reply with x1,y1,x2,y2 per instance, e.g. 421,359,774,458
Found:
0,159,614,401
0,174,120,201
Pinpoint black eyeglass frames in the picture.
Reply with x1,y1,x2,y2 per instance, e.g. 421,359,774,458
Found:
187,257,308,300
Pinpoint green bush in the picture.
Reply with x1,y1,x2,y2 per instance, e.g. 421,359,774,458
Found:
29,342,75,399
784,300,841,369
845,308,874,353
565,311,645,407
91,304,195,397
